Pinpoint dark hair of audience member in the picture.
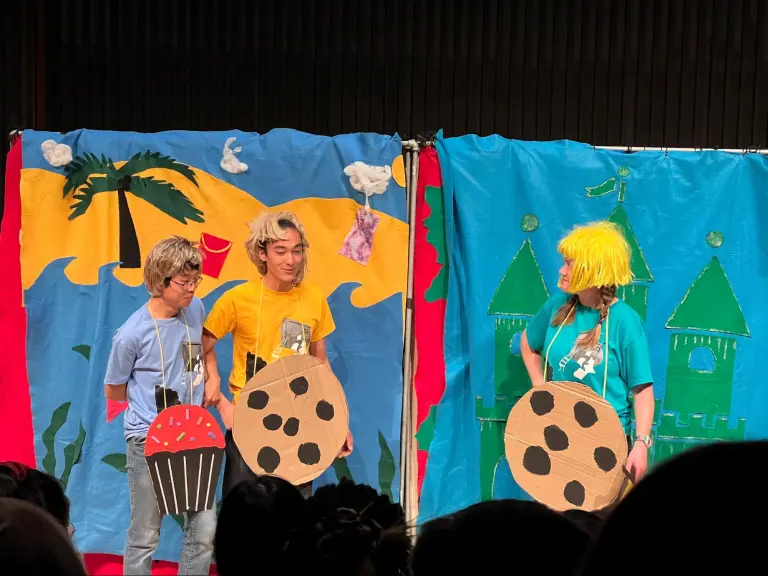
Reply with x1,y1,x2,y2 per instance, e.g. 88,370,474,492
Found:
283,478,411,576
578,441,768,575
561,509,605,539
215,475,306,576
0,462,70,529
0,497,85,575
413,499,591,576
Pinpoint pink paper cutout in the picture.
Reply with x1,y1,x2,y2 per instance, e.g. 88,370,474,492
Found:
107,399,128,423
338,208,380,265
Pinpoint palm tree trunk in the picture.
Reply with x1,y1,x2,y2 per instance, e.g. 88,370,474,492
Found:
117,188,141,268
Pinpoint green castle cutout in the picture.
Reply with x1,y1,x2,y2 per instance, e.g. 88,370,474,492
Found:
665,256,750,337
488,239,549,316
608,205,653,282
656,252,749,467
478,236,550,501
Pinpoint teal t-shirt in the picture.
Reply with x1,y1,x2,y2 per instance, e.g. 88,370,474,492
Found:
524,292,653,433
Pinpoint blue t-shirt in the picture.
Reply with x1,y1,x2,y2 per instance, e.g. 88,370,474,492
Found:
105,298,206,440
524,292,653,433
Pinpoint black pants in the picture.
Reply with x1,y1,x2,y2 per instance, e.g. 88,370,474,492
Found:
222,430,312,500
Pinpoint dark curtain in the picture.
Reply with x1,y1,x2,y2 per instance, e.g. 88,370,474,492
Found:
4,0,768,217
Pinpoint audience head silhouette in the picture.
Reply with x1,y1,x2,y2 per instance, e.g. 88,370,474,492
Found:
0,497,85,575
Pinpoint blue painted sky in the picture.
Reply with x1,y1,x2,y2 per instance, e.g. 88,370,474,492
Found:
23,128,407,222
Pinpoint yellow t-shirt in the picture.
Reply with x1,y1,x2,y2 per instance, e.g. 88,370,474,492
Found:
204,280,336,402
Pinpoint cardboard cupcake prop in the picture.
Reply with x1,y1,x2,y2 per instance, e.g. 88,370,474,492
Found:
145,404,225,516
233,354,349,486
504,381,629,512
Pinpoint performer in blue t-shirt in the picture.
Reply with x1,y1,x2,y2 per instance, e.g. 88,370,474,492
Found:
104,236,214,576
521,221,655,484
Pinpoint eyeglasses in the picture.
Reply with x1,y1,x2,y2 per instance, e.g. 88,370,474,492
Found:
68,522,76,537
170,277,203,290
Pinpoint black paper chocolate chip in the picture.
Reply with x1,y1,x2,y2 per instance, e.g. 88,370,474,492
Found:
564,480,586,506
594,447,617,472
263,414,283,431
543,425,569,451
316,400,335,421
283,417,300,437
523,446,551,475
257,446,280,473
289,376,309,396
530,390,555,416
247,390,269,410
573,401,598,428
298,442,321,465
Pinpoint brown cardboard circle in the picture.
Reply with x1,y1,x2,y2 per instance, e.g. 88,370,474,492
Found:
233,354,349,485
505,381,629,512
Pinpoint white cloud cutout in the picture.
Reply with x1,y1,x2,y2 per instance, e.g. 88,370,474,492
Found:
220,137,248,174
343,161,392,209
41,139,73,167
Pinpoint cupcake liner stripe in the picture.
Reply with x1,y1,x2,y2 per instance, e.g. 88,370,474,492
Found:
168,460,179,515
154,461,169,516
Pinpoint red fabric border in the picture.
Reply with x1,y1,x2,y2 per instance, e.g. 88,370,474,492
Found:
0,137,35,466
412,147,447,494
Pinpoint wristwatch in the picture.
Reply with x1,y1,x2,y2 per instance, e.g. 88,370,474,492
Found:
635,435,652,448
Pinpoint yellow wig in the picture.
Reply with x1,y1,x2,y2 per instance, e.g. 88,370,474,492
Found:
557,221,632,293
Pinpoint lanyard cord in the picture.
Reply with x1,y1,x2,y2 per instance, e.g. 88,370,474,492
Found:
254,279,307,370
148,302,193,410
543,304,610,399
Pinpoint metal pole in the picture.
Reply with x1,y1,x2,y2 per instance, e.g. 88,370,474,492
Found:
595,145,768,155
400,145,420,534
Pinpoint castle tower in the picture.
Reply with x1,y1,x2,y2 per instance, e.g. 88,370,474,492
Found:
608,205,654,320
586,167,655,319
655,234,749,464
477,216,549,500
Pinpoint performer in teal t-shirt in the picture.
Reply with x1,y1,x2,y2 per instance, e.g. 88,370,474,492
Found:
521,221,655,484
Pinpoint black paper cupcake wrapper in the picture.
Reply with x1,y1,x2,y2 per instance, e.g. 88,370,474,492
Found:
146,447,224,516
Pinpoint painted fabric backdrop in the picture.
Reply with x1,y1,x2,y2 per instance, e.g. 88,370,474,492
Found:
419,135,768,522
7,129,408,565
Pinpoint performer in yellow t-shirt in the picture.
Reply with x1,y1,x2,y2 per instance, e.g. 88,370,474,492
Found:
202,211,353,498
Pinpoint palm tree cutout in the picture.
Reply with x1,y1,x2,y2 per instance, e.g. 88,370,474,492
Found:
63,151,205,268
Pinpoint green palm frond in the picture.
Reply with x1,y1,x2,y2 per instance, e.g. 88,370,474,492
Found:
68,176,120,220
63,152,116,198
118,151,198,187
129,176,205,223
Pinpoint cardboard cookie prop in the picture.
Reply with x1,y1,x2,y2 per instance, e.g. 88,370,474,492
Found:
145,405,225,516
233,354,349,485
505,381,629,511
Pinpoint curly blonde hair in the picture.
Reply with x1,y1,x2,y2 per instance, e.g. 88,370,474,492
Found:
244,211,309,285
143,236,203,297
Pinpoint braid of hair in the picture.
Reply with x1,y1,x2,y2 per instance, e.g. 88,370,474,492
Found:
578,286,617,348
551,294,579,327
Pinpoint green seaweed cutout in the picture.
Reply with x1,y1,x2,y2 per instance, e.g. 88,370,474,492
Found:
377,431,395,501
101,453,127,473
60,422,86,489
171,514,185,530
332,457,354,482
42,403,71,476
72,344,91,361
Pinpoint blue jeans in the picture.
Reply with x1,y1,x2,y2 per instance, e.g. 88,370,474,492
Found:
124,437,216,575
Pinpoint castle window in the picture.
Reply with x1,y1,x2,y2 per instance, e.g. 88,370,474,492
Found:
688,346,716,373
510,332,523,356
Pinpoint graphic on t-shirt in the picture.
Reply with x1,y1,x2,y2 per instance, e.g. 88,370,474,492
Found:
181,341,204,387
558,338,604,381
155,386,181,413
280,319,312,353
245,352,267,386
